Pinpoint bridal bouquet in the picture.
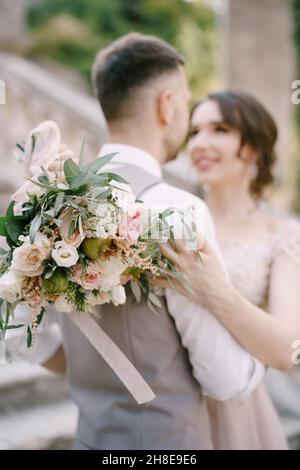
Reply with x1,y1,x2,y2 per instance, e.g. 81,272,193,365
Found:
0,121,177,351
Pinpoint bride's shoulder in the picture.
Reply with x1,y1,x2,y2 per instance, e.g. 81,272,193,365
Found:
265,212,300,265
257,201,300,235
256,202,300,265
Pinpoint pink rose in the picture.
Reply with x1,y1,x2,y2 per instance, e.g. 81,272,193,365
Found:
71,261,102,290
119,204,144,241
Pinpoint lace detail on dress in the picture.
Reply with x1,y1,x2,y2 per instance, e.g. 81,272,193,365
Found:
222,216,300,307
223,234,274,307
273,218,300,267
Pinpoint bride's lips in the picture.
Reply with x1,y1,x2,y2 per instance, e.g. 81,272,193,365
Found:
193,155,219,171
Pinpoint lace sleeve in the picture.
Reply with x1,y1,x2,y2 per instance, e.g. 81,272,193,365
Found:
273,218,300,267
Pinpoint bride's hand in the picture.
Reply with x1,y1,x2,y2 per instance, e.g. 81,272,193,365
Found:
151,238,235,311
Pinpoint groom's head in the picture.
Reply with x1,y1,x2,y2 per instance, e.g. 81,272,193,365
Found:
92,33,191,162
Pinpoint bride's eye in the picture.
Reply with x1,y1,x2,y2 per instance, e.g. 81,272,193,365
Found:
215,125,228,133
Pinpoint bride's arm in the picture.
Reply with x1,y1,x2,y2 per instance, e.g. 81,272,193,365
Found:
216,249,300,372
156,228,300,372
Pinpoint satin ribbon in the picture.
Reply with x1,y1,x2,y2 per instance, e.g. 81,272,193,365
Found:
68,311,156,405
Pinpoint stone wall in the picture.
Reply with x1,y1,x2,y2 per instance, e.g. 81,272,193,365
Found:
219,0,296,206
0,53,108,214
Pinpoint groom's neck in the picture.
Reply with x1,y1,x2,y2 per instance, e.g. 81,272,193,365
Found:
108,124,166,165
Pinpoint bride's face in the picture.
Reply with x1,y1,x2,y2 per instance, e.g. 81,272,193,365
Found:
187,99,254,188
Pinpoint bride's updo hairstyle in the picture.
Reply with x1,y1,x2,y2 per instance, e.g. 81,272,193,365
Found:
191,91,278,198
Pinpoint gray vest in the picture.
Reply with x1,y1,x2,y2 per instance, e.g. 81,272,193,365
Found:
58,164,213,450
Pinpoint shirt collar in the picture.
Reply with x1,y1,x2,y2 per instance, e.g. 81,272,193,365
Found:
99,143,162,179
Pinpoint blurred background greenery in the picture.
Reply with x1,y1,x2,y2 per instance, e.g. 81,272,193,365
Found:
25,0,218,98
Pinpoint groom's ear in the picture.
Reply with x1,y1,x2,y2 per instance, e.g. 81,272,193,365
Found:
157,89,173,126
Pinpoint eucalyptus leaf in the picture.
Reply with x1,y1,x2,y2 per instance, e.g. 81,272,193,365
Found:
43,208,56,218
45,270,54,279
103,172,129,184
37,307,45,326
148,292,162,308
160,207,175,219
27,326,32,348
37,175,50,185
29,214,42,244
70,172,106,189
147,299,160,316
64,158,80,184
81,153,117,174
130,280,141,303
68,219,77,238
54,193,64,215
6,323,25,330
16,142,25,153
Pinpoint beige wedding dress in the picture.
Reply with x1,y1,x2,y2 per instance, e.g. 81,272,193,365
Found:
205,216,300,450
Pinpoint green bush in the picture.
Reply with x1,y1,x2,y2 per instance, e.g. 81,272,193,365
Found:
26,0,216,95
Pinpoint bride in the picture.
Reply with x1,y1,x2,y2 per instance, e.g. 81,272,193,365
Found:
154,90,300,449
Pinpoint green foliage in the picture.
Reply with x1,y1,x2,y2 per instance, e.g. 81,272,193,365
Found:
26,0,216,94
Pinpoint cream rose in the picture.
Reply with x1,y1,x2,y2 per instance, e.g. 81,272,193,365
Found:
11,238,46,276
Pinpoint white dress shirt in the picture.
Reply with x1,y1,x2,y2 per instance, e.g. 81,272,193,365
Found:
7,143,265,400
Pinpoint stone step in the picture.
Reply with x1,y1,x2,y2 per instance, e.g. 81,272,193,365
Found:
0,400,78,450
0,359,70,413
0,359,77,449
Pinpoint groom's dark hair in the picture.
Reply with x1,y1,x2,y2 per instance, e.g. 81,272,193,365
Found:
92,32,185,121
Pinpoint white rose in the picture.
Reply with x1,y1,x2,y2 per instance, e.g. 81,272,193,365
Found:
111,284,126,306
54,295,73,313
98,255,128,291
0,269,24,303
52,241,79,267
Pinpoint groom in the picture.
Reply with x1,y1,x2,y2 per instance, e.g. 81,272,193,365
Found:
39,33,264,450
